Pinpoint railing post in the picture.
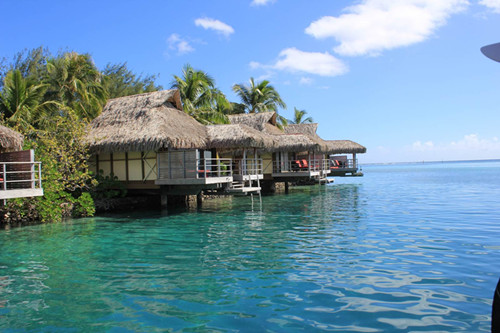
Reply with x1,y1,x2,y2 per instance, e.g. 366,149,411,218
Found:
217,159,220,177
203,158,207,178
2,163,6,191
38,163,42,189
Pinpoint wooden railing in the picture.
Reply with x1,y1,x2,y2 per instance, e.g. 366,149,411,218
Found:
273,159,329,173
157,155,233,180
233,158,263,176
329,158,358,170
0,161,42,191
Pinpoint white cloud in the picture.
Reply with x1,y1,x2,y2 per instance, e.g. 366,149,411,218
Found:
409,134,500,160
194,17,235,37
412,140,435,151
167,34,194,55
361,134,500,163
479,0,500,13
251,0,275,6
299,77,313,85
249,61,263,70
272,47,348,76
305,0,469,56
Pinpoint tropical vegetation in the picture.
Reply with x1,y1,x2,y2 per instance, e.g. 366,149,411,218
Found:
289,107,313,124
171,64,230,124
0,47,292,225
232,77,286,114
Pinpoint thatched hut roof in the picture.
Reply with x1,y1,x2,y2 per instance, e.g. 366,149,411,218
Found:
0,125,23,153
284,123,319,137
284,123,331,152
207,124,276,150
326,140,367,154
86,90,208,153
228,112,283,134
272,134,325,152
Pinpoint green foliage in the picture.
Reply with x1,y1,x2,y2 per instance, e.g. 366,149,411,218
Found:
0,46,164,225
289,107,313,124
232,77,286,114
73,192,95,217
44,52,108,120
102,62,162,98
171,64,229,124
0,47,50,90
91,170,127,200
0,69,58,131
0,112,97,224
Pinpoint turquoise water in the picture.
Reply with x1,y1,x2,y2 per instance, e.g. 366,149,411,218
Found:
1,161,499,332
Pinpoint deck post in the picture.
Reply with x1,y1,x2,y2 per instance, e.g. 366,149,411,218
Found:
308,152,312,172
160,186,168,208
38,163,42,189
197,192,203,206
353,153,357,169
2,163,6,191
285,181,289,194
203,158,207,178
30,149,35,189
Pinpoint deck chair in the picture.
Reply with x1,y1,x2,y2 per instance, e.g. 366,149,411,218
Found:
301,159,309,170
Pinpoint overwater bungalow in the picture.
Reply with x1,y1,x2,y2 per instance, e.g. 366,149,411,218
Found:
86,90,235,200
0,125,43,201
87,90,367,203
228,113,332,183
206,123,276,193
284,123,366,177
326,140,367,176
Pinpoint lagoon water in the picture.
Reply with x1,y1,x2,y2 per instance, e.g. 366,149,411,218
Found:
1,161,499,332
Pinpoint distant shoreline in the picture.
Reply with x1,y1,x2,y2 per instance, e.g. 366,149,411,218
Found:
361,158,500,166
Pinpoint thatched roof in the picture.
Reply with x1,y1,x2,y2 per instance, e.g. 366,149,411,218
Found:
86,90,208,153
326,140,367,154
207,124,276,150
284,123,331,152
0,125,23,153
284,123,319,137
228,112,283,134
272,134,325,152
284,123,367,154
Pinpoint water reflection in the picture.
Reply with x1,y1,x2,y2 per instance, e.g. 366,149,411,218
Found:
0,167,498,332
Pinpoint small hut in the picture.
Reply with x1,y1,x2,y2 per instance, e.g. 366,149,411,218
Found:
285,123,366,176
86,90,231,194
325,140,367,176
207,123,276,184
228,113,331,179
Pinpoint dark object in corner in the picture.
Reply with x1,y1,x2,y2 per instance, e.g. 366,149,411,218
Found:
493,277,500,332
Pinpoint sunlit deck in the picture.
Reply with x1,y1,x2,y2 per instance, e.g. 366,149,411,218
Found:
0,150,43,201
271,159,330,180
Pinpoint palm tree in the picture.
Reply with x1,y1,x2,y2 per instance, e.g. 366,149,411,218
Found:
44,52,107,120
0,69,56,131
232,78,286,114
289,107,313,124
171,64,228,124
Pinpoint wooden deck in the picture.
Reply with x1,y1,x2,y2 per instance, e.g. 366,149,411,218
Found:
1,150,43,201
0,188,44,200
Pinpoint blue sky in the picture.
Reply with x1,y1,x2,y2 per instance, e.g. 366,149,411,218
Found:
1,0,500,163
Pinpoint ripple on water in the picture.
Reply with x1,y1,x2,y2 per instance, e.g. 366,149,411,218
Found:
1,162,499,332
